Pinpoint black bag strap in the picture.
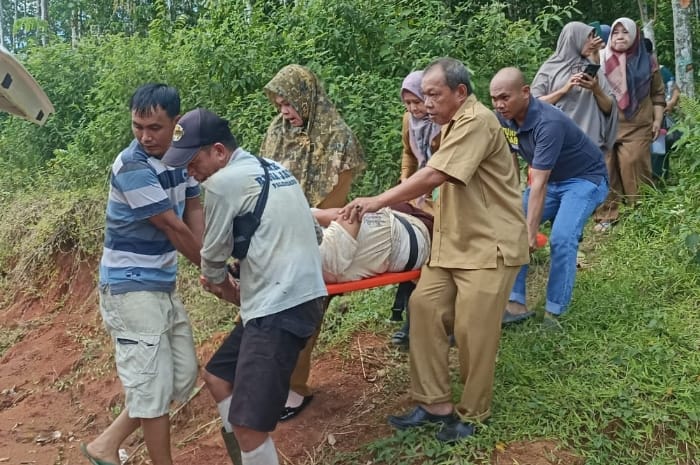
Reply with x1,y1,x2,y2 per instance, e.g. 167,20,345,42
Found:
252,156,271,220
393,213,419,271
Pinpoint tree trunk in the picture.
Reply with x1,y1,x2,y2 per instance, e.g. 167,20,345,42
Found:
71,8,78,47
40,0,48,21
39,0,48,45
12,0,17,51
672,0,695,98
0,0,4,48
637,0,655,45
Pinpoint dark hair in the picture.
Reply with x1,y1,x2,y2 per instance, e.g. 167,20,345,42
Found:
425,57,474,94
129,83,180,118
218,131,239,151
643,37,654,53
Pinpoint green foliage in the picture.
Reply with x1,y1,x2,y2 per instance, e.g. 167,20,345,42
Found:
672,96,700,175
458,1,559,95
0,186,105,292
0,42,101,194
0,2,698,463
0,0,570,200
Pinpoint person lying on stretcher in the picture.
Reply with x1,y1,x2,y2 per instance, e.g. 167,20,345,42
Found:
312,202,433,283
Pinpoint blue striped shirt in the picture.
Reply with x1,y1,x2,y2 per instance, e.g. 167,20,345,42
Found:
99,139,200,294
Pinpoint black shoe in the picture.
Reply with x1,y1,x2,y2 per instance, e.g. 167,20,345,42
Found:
501,310,535,327
279,395,313,421
391,321,410,347
388,406,457,430
435,420,475,443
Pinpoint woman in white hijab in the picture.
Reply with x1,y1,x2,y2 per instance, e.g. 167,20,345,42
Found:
532,21,618,153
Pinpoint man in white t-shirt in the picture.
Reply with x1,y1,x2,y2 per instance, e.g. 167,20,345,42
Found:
162,108,327,465
313,204,431,283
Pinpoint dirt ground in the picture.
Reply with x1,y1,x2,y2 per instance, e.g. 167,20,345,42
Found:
0,254,582,465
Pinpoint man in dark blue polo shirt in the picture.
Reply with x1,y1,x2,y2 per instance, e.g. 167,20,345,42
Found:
489,67,609,325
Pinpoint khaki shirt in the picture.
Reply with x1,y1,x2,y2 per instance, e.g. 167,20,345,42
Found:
427,94,528,269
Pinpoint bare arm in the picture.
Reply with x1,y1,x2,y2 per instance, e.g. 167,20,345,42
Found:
340,166,449,223
525,168,551,252
183,196,204,247
312,208,342,227
666,84,680,113
332,214,361,239
149,209,201,267
537,75,577,105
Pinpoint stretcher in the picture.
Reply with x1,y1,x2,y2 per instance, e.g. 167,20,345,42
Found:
324,232,548,297
325,269,421,296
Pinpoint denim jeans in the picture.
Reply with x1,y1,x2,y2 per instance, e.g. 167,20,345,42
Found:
509,177,609,315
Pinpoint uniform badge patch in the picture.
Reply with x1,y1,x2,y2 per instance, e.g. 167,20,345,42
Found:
173,124,184,142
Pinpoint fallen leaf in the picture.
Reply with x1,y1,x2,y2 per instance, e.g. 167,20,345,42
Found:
327,433,337,446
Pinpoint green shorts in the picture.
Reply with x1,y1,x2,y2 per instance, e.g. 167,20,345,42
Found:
99,287,198,418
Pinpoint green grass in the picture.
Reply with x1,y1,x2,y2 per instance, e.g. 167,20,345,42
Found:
295,166,700,464
2,150,697,465
0,326,27,358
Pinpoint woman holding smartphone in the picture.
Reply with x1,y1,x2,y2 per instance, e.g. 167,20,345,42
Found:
531,21,618,155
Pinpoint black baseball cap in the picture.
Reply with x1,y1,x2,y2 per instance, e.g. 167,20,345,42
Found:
162,108,232,167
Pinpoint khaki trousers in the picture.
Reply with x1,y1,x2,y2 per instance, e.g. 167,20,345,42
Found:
289,170,353,395
408,259,518,421
594,125,653,223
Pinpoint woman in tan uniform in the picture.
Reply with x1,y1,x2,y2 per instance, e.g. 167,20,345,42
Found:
392,70,441,346
399,70,442,212
260,64,364,420
593,17,665,232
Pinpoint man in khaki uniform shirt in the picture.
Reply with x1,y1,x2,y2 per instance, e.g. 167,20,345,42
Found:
342,57,528,443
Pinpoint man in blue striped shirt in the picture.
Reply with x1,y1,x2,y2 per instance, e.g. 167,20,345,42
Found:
82,84,203,465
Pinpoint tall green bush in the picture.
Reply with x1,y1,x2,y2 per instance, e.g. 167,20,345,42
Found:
0,0,568,199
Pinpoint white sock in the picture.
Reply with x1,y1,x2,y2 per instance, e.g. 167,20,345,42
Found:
241,436,279,465
217,395,233,432
285,389,303,408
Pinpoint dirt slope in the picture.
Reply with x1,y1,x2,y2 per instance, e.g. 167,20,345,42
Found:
0,254,581,465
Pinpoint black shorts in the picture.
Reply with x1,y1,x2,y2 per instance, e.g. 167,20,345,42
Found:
205,296,325,432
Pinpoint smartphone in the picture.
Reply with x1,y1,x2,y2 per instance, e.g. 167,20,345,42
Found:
584,63,600,77
589,21,604,39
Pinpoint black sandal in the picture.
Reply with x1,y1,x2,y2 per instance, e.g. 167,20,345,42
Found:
391,322,410,346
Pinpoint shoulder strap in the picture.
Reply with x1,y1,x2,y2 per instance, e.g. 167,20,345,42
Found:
252,156,271,220
393,213,419,271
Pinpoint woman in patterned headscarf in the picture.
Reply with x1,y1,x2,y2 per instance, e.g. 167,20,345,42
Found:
592,18,665,232
260,64,364,422
260,64,365,208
